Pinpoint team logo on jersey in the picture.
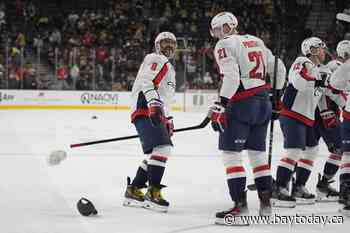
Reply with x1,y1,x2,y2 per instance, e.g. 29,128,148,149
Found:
151,63,158,71
167,81,175,89
234,139,246,144
314,87,324,97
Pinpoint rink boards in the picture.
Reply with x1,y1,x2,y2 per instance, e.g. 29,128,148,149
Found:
0,89,218,112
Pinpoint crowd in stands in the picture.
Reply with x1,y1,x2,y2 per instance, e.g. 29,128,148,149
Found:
0,0,321,91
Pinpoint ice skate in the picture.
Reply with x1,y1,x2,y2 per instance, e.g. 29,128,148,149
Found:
215,191,249,226
271,186,296,208
339,181,350,217
316,174,339,202
292,184,315,205
123,177,146,208
258,190,272,216
144,185,169,212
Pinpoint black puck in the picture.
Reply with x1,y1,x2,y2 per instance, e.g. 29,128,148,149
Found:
77,198,98,216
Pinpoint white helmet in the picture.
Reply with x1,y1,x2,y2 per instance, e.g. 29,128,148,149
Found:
301,37,326,56
154,32,177,58
210,12,238,39
336,40,350,59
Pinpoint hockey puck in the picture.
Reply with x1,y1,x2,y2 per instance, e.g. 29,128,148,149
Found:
77,198,98,216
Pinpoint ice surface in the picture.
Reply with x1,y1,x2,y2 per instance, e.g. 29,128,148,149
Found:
0,110,348,233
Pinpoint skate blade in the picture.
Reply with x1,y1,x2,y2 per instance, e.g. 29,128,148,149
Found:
316,196,338,202
295,197,315,205
215,217,249,226
123,198,144,208
143,200,168,213
271,198,296,208
316,191,338,202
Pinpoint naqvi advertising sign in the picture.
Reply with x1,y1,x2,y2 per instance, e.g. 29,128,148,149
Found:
0,90,129,110
80,92,119,105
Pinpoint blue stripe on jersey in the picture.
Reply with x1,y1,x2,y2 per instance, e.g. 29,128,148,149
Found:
283,84,298,110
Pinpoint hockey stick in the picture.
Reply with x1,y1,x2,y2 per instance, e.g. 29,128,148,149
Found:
70,116,211,148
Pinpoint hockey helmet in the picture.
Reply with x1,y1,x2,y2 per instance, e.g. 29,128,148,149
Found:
301,37,326,56
336,40,350,59
154,32,177,58
77,198,98,216
210,12,238,39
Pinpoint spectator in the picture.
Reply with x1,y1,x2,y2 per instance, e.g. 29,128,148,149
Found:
203,72,213,85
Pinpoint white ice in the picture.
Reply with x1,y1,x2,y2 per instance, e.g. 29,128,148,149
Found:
0,109,348,233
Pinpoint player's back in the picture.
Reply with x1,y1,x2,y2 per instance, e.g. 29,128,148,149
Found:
215,34,271,91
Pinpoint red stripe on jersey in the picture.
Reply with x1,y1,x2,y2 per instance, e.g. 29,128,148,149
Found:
328,85,348,102
153,63,169,87
230,83,271,102
150,155,168,162
329,154,342,161
341,91,348,101
343,111,350,121
253,164,270,173
299,66,316,81
131,108,149,122
328,84,340,92
281,157,296,166
280,109,314,126
226,166,245,174
341,163,350,169
299,159,314,167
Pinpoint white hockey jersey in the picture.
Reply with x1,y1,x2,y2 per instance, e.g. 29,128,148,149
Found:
213,34,286,102
130,53,176,122
317,62,347,116
327,59,343,73
329,60,350,120
281,57,324,126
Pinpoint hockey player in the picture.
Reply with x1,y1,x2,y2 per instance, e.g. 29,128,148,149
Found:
329,40,350,216
274,37,328,207
313,41,350,202
123,32,177,212
208,12,286,225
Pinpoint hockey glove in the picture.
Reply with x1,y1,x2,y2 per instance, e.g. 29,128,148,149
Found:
320,110,340,129
165,116,174,137
148,99,165,126
271,90,283,120
209,102,227,133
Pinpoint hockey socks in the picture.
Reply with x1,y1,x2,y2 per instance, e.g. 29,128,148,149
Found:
340,153,350,182
295,161,312,186
132,159,148,187
148,156,167,186
248,150,272,193
222,151,246,202
323,153,342,180
146,145,171,186
227,177,246,202
276,166,294,188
